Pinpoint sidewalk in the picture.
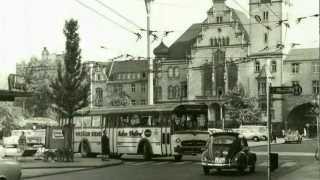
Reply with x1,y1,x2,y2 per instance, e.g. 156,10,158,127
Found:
276,161,320,180
248,138,285,147
20,158,122,179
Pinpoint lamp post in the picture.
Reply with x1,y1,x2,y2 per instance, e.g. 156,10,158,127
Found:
144,0,154,105
266,60,272,180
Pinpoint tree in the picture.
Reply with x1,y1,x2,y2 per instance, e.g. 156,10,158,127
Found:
49,19,90,151
226,89,262,126
20,57,53,117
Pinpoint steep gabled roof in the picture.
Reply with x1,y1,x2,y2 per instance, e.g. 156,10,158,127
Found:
285,48,319,61
168,23,202,59
111,60,148,73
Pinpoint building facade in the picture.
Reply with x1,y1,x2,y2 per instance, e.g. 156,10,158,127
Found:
86,60,149,107
153,0,319,131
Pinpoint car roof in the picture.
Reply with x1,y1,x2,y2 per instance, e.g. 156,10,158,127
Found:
210,131,239,137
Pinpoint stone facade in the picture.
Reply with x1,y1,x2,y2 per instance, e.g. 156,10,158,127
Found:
153,0,319,129
85,60,149,107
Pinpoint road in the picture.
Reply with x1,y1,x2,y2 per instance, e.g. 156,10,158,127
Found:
26,140,318,180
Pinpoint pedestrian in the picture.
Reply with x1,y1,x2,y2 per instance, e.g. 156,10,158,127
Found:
281,129,285,138
271,131,277,143
101,130,109,161
18,131,27,152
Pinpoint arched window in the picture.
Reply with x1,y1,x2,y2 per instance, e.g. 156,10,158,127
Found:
95,88,103,106
174,67,179,78
214,38,218,46
172,86,176,99
175,85,180,99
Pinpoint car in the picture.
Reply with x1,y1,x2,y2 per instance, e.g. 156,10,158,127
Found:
201,131,257,175
0,158,22,180
237,125,268,142
284,130,302,144
3,144,20,157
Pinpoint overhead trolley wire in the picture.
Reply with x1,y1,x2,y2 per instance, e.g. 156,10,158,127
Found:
73,0,138,36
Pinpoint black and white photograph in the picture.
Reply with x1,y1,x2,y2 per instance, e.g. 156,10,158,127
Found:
0,0,319,179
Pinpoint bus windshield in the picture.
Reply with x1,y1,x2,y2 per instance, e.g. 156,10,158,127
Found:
173,114,207,131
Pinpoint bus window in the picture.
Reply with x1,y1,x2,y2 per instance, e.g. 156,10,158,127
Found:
92,116,100,128
173,113,208,131
153,114,161,127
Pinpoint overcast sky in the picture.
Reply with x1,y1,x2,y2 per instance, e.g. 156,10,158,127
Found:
0,0,319,89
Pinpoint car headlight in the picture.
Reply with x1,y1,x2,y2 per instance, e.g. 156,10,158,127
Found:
222,151,228,156
175,138,181,143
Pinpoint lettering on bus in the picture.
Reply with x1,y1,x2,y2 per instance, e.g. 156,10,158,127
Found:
118,130,143,137
75,131,102,137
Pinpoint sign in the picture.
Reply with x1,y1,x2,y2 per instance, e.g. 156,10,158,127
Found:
292,84,303,96
270,86,293,94
270,85,302,96
144,129,152,137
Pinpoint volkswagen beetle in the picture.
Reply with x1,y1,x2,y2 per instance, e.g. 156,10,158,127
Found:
0,159,21,180
201,131,256,175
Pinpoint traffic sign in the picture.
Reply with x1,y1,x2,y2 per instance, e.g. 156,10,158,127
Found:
270,86,294,94
270,85,302,96
293,84,303,96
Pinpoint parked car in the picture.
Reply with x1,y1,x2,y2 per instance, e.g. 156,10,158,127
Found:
284,130,302,144
237,125,268,142
201,131,257,175
3,144,20,157
0,157,21,180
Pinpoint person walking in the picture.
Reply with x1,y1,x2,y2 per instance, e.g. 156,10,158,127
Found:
18,131,27,152
101,130,110,161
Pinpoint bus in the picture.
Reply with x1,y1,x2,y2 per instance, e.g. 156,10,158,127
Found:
67,103,210,161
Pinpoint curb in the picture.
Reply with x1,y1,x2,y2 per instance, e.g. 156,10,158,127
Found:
21,159,122,169
22,161,123,179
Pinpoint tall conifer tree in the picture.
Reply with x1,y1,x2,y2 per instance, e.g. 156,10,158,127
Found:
50,19,89,150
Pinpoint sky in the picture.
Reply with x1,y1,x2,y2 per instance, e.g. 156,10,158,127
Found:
0,0,319,89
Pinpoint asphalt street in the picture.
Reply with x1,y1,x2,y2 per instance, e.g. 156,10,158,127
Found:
26,140,318,180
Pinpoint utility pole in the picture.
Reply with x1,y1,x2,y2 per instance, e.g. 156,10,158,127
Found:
266,60,272,180
145,0,154,105
89,62,94,108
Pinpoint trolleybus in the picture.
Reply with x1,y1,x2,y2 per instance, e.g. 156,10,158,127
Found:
67,103,210,161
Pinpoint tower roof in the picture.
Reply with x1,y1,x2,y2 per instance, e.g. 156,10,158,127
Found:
153,41,169,57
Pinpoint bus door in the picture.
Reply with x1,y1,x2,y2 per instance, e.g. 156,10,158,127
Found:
105,115,117,155
160,113,171,156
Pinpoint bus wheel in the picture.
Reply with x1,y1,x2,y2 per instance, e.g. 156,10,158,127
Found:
143,143,152,161
174,155,182,161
